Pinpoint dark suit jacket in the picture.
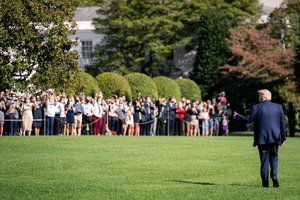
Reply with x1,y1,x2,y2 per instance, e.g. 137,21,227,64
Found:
236,100,286,146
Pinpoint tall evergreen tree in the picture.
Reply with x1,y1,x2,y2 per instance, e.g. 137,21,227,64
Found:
92,0,192,76
191,10,232,97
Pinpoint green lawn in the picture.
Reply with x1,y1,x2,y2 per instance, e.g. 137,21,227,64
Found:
0,136,299,200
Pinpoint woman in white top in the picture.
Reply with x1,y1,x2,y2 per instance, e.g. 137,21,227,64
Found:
44,94,57,135
123,103,134,136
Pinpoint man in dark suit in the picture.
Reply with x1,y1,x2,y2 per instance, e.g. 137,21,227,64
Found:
233,89,286,188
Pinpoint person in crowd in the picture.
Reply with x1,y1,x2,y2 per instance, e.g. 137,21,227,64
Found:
140,101,150,135
33,96,43,136
221,111,229,136
65,96,75,136
92,98,101,135
6,94,21,136
199,103,210,136
175,102,186,136
82,97,94,135
108,98,118,135
44,93,57,136
149,101,158,136
286,102,296,137
55,96,65,136
212,99,219,136
157,98,167,136
133,101,141,136
0,97,6,136
207,100,215,136
234,89,286,188
20,96,35,136
190,102,200,136
218,91,227,109
74,96,84,136
184,99,192,136
165,97,177,136
123,103,134,136
117,100,126,135
99,98,108,135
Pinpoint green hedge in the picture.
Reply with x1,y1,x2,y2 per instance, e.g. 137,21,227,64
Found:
153,76,181,101
75,70,100,96
175,78,201,100
95,72,132,100
125,73,158,100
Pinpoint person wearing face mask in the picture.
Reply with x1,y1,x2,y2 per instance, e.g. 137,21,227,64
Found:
65,96,75,136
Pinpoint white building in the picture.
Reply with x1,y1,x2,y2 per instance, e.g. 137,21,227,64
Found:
70,7,103,67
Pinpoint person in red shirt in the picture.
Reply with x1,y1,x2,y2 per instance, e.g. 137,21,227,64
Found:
175,102,186,135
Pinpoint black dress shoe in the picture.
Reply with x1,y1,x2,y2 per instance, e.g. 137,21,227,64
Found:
262,182,269,187
272,178,279,188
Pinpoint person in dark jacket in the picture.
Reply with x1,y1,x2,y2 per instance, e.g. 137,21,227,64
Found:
234,89,286,188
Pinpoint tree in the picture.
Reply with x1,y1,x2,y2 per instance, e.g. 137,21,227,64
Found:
75,0,99,7
90,0,260,77
269,0,300,50
220,24,295,124
190,10,232,98
92,0,191,76
0,0,79,92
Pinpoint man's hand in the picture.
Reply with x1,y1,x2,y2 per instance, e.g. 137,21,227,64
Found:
280,140,286,146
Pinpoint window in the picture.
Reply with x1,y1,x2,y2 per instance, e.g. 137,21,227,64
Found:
81,40,93,59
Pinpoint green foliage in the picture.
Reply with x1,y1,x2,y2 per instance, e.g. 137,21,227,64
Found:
90,1,260,76
75,0,99,7
153,76,181,101
175,78,201,101
92,0,190,76
0,0,80,92
95,72,132,100
190,9,232,98
74,70,100,96
269,0,300,50
124,73,158,100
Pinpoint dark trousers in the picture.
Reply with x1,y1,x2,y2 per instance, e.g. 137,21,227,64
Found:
82,115,93,135
46,116,55,135
167,118,175,136
8,113,18,136
175,118,184,135
108,116,117,132
55,114,65,135
258,144,279,186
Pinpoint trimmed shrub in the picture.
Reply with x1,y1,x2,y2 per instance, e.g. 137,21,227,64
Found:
95,72,132,100
175,78,201,100
125,73,158,100
75,70,100,97
153,76,181,101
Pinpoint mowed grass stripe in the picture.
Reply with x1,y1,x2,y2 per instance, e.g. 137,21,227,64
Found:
0,136,299,200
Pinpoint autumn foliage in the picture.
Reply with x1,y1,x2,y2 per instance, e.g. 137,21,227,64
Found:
223,25,295,83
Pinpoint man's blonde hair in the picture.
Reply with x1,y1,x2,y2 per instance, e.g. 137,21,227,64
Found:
258,89,272,101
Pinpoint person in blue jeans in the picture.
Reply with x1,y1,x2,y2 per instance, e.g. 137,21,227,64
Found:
44,94,57,135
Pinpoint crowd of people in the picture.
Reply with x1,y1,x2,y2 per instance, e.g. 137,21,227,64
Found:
0,90,232,137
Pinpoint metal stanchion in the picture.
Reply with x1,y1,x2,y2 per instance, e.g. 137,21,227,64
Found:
167,108,169,136
44,113,46,136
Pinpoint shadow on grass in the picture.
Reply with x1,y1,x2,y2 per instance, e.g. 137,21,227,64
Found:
168,180,258,188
